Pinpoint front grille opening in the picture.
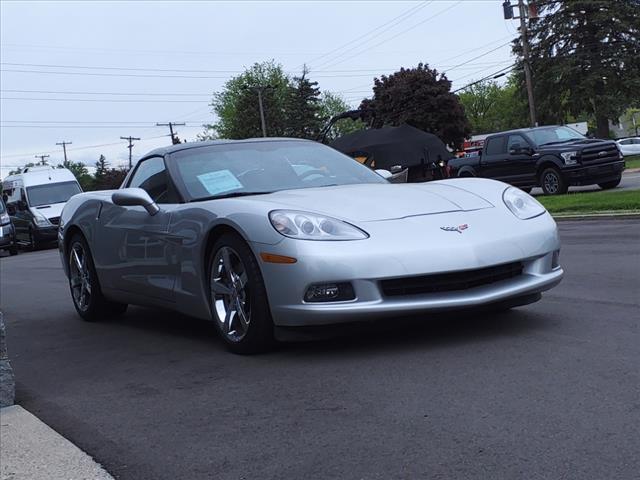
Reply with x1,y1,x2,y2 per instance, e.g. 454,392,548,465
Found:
381,262,523,297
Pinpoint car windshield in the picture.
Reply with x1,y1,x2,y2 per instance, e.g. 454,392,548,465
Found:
171,141,388,201
528,126,585,146
26,181,81,207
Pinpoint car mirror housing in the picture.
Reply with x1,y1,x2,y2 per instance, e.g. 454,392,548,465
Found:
112,188,160,216
375,169,393,180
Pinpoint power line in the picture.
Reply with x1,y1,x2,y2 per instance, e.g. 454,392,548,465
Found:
306,1,432,69
1,89,212,97
56,141,72,163
316,1,463,71
452,65,518,93
120,136,141,169
1,135,171,160
156,122,185,144
1,97,205,103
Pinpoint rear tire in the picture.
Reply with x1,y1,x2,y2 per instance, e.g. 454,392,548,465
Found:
539,167,568,195
598,176,621,190
208,233,274,354
67,233,128,321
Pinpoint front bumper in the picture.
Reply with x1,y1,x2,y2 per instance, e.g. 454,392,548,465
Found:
257,209,563,327
33,225,58,243
564,160,625,186
0,224,16,248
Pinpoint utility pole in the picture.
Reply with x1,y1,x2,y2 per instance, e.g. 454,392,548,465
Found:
156,122,185,145
120,136,141,170
504,0,537,127
34,154,50,166
56,141,72,164
245,86,274,137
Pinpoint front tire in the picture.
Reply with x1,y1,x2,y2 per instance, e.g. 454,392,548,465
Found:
9,245,18,256
598,176,621,190
208,233,274,354
67,233,127,321
539,167,568,195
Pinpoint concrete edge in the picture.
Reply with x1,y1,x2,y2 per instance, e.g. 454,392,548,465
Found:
553,211,640,221
0,405,115,480
0,311,15,408
624,167,640,173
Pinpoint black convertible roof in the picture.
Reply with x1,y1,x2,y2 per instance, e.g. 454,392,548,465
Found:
143,137,312,158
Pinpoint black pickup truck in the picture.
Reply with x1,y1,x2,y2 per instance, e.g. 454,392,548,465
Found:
448,126,625,194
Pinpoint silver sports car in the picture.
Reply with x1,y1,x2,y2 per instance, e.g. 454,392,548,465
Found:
59,139,563,353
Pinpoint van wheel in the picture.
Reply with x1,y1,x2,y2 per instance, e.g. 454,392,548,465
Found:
539,167,568,195
67,233,128,321
598,176,621,190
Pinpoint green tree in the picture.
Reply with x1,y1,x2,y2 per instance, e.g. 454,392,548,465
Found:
518,0,640,137
8,162,36,176
317,92,366,141
202,61,292,139
285,67,323,138
59,160,92,191
458,77,528,134
359,63,471,148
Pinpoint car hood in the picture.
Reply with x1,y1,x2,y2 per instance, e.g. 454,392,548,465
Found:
253,183,494,222
32,202,65,220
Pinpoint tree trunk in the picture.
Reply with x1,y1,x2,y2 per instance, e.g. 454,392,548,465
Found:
595,113,610,139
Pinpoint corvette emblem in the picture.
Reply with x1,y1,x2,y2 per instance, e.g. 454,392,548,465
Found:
440,224,469,234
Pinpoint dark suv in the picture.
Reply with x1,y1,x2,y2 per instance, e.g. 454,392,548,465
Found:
448,126,625,194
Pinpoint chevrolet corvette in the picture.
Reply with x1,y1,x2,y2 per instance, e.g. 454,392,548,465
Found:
59,139,563,353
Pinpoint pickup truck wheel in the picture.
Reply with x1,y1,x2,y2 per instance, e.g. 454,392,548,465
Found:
540,167,568,195
598,176,621,190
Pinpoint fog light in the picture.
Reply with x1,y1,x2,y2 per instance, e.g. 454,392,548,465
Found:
552,250,560,269
304,282,355,303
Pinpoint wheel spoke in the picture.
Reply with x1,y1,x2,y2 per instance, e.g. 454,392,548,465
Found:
224,307,234,333
72,249,83,271
211,280,233,296
238,271,248,289
234,298,249,329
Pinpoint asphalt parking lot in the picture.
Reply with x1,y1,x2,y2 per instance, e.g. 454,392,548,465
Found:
1,218,639,480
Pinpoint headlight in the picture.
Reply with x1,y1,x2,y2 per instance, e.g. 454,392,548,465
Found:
503,187,546,220
269,210,368,240
560,151,579,165
32,211,51,227
0,212,10,225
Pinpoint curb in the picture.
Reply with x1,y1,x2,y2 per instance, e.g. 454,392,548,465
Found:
624,168,640,173
553,211,640,221
0,312,15,408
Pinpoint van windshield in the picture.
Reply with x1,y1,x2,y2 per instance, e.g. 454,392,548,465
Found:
27,181,81,207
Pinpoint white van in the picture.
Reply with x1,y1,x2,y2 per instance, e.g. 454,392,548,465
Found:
2,166,82,248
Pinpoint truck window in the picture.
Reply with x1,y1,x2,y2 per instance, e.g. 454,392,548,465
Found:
507,134,527,151
485,136,506,155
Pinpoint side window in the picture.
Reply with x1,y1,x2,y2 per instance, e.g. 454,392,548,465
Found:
507,134,528,152
128,157,173,203
619,139,631,145
485,136,506,155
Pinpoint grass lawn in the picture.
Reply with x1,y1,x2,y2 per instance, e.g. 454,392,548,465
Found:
538,189,640,215
624,155,640,170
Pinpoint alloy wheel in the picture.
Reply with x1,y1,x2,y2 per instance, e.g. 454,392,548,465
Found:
543,172,559,194
210,246,251,342
69,242,92,312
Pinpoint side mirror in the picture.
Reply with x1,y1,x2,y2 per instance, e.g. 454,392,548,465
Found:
375,169,393,180
112,188,160,216
509,143,522,155
17,200,27,211
389,165,403,174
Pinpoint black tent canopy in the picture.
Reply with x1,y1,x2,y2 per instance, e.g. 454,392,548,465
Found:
330,124,452,171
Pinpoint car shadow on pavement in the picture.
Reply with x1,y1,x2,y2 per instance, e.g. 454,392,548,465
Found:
277,308,553,357
109,305,553,355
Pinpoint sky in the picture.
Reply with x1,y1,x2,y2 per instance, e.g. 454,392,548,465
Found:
0,0,519,178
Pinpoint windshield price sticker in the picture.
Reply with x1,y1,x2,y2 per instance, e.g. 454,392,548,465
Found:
197,170,244,195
